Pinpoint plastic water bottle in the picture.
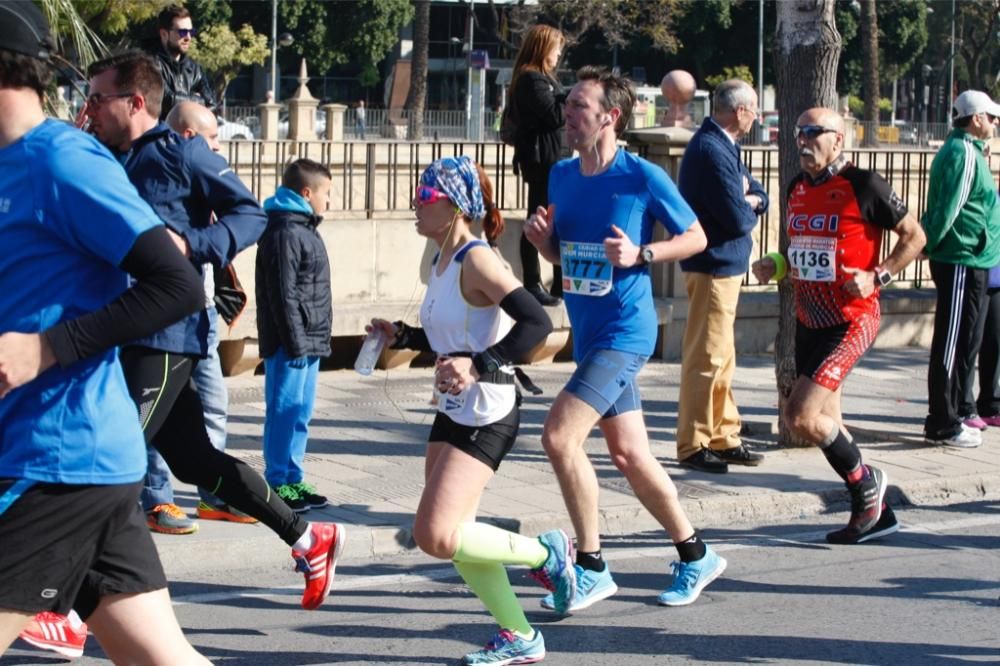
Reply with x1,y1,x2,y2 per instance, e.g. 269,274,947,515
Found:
354,328,387,375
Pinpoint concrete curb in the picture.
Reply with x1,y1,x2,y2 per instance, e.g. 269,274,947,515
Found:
155,471,1000,578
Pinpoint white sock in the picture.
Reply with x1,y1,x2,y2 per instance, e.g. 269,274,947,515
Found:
292,523,315,552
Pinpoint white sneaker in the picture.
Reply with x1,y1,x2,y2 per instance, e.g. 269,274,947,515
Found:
926,424,982,448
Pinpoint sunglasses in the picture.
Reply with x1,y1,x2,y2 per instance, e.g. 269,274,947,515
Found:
173,28,196,38
415,185,450,206
795,125,838,140
85,91,134,106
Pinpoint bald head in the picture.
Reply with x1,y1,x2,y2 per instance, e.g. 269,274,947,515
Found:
166,101,220,152
660,70,696,102
795,107,846,176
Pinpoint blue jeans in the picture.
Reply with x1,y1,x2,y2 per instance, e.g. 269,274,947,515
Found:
142,308,229,510
263,346,320,487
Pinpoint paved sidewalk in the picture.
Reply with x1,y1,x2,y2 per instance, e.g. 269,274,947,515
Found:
154,347,1000,576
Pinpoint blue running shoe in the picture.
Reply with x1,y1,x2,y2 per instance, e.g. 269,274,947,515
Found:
540,564,618,613
526,530,575,614
657,545,726,606
461,628,545,665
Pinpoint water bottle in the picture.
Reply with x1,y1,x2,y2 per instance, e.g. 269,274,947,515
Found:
354,328,387,376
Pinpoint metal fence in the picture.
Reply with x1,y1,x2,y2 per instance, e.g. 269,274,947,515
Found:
223,138,999,289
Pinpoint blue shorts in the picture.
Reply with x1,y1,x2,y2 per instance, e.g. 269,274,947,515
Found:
565,348,648,419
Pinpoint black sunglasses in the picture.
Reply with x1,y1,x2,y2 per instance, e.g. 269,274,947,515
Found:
173,28,195,38
795,125,838,140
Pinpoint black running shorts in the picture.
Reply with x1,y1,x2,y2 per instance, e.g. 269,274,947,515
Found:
428,405,520,471
795,312,879,391
0,480,167,618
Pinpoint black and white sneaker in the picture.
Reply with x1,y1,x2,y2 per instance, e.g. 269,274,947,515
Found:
292,481,329,509
826,465,892,544
827,502,899,544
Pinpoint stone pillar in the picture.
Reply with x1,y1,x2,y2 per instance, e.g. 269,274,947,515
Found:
322,103,347,141
287,59,319,141
258,102,281,140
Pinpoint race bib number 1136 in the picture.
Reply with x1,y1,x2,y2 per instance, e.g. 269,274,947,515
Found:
788,236,836,282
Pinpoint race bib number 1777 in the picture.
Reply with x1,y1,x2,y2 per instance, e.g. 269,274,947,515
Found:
559,241,613,296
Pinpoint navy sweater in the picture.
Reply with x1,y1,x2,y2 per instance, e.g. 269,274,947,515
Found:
678,118,768,276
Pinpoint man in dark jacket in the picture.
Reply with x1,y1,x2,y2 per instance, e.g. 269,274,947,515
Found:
84,51,345,611
150,4,216,120
676,79,768,473
255,159,333,514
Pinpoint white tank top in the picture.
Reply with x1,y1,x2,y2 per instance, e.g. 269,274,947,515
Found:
420,240,516,426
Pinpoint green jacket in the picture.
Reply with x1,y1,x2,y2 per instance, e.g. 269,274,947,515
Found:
922,129,1000,268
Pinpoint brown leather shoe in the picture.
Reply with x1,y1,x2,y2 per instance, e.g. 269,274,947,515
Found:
715,444,764,466
679,449,729,474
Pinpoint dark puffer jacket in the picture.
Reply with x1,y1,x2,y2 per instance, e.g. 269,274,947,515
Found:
511,70,565,183
255,202,332,359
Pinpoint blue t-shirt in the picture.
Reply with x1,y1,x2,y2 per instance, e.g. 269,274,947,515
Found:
549,149,697,360
0,120,162,485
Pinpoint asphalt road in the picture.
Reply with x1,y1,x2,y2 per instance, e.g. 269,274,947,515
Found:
3,502,998,666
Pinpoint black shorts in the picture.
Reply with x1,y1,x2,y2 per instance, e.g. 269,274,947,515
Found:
428,405,520,471
0,480,167,618
795,313,879,391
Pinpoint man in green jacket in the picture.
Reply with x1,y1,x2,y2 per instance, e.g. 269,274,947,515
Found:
922,90,1000,448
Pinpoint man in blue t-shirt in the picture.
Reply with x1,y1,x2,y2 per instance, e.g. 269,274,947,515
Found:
0,2,207,659
525,66,726,612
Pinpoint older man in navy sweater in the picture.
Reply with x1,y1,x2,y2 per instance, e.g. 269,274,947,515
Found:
676,79,768,473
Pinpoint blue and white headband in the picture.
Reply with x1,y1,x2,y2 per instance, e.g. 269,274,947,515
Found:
419,156,486,222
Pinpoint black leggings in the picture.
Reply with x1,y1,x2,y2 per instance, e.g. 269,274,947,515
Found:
120,346,307,545
520,175,562,293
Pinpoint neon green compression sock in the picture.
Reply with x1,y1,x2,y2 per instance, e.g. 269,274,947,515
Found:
451,522,548,568
452,560,533,639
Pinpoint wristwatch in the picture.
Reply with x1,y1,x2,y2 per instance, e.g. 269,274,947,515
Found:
639,245,655,266
874,267,892,287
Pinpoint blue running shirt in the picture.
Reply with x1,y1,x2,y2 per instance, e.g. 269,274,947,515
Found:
549,149,697,360
0,120,162,484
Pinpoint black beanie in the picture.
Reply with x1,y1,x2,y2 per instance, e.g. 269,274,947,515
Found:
0,1,54,61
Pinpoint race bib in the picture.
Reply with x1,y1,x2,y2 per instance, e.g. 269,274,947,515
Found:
559,241,613,297
436,388,467,413
788,236,836,282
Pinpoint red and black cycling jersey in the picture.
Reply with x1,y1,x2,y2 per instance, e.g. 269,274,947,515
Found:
784,159,907,328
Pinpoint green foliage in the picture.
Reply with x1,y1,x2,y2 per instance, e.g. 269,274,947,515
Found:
837,0,929,96
517,0,684,53
186,0,232,28
188,23,269,102
70,0,172,36
847,94,892,118
705,65,755,91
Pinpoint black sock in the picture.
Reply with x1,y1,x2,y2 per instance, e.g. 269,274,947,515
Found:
820,428,862,483
576,550,606,572
674,532,708,563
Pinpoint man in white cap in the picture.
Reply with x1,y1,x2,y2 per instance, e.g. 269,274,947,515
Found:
922,90,1000,448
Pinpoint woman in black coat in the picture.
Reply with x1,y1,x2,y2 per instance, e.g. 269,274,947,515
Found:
510,24,566,305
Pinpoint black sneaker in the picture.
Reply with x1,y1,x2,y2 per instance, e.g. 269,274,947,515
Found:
715,444,764,466
274,484,309,513
679,449,729,474
825,465,889,543
826,502,899,544
527,283,561,307
292,481,329,509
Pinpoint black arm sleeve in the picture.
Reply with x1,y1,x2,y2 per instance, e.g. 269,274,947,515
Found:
474,287,553,371
44,226,205,368
390,321,433,352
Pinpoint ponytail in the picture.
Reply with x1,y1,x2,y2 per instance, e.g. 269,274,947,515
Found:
475,162,505,245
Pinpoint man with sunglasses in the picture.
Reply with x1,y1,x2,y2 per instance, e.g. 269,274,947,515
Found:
752,107,925,545
921,90,1000,448
149,4,215,120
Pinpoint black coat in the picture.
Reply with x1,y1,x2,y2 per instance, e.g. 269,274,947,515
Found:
511,70,565,183
255,210,332,359
151,46,217,120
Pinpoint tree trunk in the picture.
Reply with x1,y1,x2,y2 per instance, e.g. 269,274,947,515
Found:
773,0,841,446
860,0,880,146
405,0,430,140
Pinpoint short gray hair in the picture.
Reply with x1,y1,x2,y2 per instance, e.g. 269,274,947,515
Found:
713,79,755,114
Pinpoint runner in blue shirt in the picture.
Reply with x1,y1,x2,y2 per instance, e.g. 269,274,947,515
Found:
526,66,727,612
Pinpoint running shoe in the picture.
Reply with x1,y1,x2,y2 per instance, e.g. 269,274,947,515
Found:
962,414,988,430
291,481,329,509
825,465,888,542
826,502,899,544
657,545,727,606
925,424,982,448
293,522,346,610
274,484,310,513
526,529,576,614
461,628,545,665
540,564,618,613
145,503,198,535
18,611,88,658
196,501,258,524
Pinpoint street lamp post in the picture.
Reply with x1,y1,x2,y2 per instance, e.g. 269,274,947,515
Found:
269,0,293,102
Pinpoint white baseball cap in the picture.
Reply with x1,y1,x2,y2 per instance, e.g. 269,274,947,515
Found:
952,90,1000,120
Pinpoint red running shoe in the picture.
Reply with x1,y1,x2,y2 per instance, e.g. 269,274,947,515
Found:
19,611,88,658
293,522,346,610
